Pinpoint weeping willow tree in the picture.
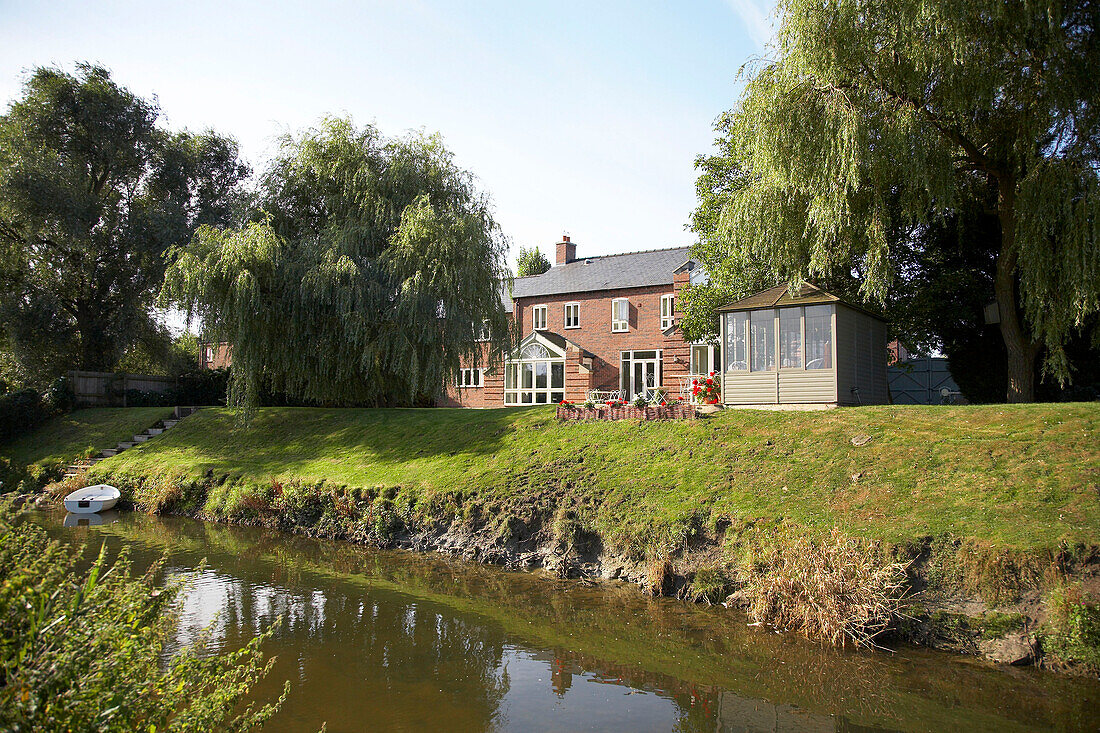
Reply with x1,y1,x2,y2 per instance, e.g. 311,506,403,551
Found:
712,0,1099,402
162,118,514,415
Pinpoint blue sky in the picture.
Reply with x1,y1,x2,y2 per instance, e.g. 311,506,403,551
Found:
0,0,775,268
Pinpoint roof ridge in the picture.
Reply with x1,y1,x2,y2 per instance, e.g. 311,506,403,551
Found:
513,244,690,279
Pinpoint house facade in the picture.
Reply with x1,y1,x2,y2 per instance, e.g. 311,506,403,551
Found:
440,235,717,408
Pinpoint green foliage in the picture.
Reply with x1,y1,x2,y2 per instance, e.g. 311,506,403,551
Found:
0,501,285,730
1043,583,1100,671
162,117,513,417
117,328,201,377
704,0,1100,400
0,63,248,376
515,245,551,277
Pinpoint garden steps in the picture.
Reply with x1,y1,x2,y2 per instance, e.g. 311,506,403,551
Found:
60,408,199,482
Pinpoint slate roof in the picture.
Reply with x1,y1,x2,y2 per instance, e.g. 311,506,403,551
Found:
511,246,691,299
716,282,885,320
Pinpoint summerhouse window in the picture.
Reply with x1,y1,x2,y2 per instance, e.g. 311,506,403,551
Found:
805,305,832,369
750,310,776,371
564,303,580,329
532,305,548,331
725,312,747,371
611,298,629,332
779,308,802,368
660,294,674,330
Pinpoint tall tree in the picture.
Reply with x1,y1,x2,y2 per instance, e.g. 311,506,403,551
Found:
0,64,248,376
162,117,513,414
515,245,551,277
706,0,1100,401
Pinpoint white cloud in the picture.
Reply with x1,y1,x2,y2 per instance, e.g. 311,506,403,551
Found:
724,0,776,49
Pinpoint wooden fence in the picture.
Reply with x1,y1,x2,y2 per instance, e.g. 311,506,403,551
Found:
887,358,965,405
66,370,176,407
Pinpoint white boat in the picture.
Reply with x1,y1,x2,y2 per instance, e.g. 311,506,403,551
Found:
63,484,121,514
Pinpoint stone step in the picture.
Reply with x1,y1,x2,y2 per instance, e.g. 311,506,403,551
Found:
133,434,149,443
117,442,134,450
162,420,178,429
145,428,163,435
99,449,118,458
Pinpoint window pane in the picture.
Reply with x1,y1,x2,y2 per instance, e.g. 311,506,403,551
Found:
805,305,832,369
691,344,707,373
620,355,630,393
535,362,547,389
633,350,656,359
750,310,775,372
535,392,547,404
725,313,747,371
551,391,564,403
522,363,533,388
551,362,564,388
779,308,802,368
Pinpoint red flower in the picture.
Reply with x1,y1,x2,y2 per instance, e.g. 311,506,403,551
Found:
691,379,698,386
705,378,713,385
660,401,667,406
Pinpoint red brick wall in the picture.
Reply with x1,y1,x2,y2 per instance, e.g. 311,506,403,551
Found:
199,342,233,370
514,283,689,395
440,341,506,408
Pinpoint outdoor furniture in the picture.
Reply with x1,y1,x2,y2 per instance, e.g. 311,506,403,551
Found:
587,389,623,403
677,374,708,403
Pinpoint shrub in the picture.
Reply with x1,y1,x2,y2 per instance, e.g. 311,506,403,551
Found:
0,389,51,442
0,501,286,730
740,526,909,648
1043,582,1100,672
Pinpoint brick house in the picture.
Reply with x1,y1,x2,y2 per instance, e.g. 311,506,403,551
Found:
440,235,718,408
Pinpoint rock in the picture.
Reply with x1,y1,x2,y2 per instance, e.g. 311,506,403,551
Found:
851,434,873,447
979,632,1035,665
723,588,752,610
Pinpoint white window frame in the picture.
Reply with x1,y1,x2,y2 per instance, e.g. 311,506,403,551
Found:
532,305,548,331
564,302,580,329
456,368,483,388
660,294,674,330
611,298,629,332
504,340,566,405
476,320,491,342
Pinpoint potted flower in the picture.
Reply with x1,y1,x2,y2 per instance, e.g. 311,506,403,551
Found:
692,372,721,409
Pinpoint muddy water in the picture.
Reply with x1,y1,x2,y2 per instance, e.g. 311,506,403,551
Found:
36,511,1100,732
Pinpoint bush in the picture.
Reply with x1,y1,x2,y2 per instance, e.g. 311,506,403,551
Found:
0,501,287,730
1043,583,1100,672
0,389,52,442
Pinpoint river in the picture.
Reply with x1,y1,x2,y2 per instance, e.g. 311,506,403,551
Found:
33,510,1100,732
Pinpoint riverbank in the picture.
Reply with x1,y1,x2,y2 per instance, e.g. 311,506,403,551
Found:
45,404,1100,671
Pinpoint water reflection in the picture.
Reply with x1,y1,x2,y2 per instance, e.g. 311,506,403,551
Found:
62,509,120,527
36,511,1100,733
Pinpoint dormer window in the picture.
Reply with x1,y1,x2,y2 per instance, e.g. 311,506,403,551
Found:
611,298,629,332
532,305,548,331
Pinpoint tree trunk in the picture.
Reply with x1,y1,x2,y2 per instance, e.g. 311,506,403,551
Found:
995,183,1038,403
74,307,115,372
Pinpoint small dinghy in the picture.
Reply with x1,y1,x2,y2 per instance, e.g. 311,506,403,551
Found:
63,484,121,514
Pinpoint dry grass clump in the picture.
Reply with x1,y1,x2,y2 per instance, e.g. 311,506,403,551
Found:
741,527,909,648
646,556,674,596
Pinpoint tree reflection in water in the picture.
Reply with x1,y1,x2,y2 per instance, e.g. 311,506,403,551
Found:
40,512,1100,733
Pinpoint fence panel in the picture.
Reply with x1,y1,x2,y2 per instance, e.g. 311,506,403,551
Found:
66,370,175,407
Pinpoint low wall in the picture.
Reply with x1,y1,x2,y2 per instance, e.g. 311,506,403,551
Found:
556,404,696,421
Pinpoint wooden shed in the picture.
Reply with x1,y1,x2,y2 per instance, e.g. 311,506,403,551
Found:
716,283,888,408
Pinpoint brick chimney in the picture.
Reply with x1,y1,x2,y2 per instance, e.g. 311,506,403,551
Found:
555,234,576,265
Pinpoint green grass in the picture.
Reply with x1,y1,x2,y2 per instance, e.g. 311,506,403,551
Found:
85,403,1100,551
0,407,174,489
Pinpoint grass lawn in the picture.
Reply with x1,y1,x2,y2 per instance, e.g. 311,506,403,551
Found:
1,407,175,480
88,403,1100,551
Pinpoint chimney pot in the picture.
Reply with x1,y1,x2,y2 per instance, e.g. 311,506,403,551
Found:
555,234,577,265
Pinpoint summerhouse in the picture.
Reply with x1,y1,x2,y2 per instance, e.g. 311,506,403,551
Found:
716,284,888,407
